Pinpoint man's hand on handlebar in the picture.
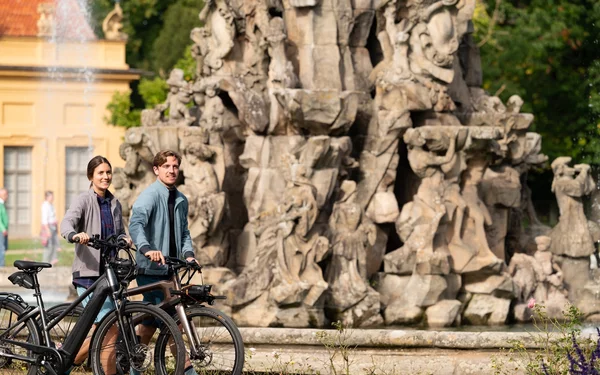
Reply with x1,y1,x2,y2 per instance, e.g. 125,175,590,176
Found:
146,250,165,265
186,257,202,271
72,232,90,245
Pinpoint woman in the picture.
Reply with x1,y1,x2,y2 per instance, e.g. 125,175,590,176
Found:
60,155,131,370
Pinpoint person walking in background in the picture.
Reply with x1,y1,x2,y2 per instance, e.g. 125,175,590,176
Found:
60,155,131,373
0,188,8,267
129,150,197,375
41,191,59,265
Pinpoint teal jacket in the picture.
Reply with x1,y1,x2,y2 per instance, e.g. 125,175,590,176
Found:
129,180,194,275
0,200,7,234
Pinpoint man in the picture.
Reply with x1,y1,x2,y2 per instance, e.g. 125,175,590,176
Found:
129,150,197,375
0,188,8,267
41,191,60,265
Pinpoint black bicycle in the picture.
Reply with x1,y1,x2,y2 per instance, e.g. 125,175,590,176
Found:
51,256,245,374
0,235,187,375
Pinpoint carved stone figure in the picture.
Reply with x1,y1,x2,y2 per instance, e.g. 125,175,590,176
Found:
452,156,502,273
149,69,196,127
37,3,55,38
119,142,154,196
198,0,236,72
549,157,596,258
199,83,225,133
111,168,133,228
37,4,55,37
102,2,128,41
190,27,211,77
532,236,565,302
508,253,544,303
180,143,226,262
325,181,381,327
266,17,298,135
481,165,521,261
114,0,562,328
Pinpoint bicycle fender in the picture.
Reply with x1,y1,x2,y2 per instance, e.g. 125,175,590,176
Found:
0,292,35,316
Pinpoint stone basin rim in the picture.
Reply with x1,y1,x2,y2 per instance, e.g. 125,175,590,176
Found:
237,327,576,350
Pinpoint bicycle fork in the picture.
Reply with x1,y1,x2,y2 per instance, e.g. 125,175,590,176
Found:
175,303,204,358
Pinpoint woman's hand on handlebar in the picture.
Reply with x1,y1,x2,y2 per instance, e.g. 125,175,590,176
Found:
119,236,133,247
73,232,90,245
146,250,165,265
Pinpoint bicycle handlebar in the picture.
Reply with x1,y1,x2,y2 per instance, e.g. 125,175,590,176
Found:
73,234,131,251
164,256,202,271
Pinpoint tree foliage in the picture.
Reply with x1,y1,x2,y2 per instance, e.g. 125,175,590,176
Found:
474,0,600,165
93,0,202,128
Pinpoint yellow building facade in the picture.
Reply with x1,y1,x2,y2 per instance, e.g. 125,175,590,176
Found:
0,36,139,237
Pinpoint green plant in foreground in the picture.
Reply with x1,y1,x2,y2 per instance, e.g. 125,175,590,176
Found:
492,302,597,375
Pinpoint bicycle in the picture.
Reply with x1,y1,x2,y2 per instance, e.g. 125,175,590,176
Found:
0,234,187,375
51,256,245,374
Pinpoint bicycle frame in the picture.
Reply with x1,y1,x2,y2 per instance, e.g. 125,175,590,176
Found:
0,243,141,375
1,273,116,373
124,267,203,357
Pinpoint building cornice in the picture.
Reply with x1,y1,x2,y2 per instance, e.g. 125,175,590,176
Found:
0,65,148,81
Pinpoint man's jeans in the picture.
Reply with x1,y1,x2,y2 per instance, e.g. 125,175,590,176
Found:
0,234,7,267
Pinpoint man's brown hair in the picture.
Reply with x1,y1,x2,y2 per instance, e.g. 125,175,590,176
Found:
153,150,182,168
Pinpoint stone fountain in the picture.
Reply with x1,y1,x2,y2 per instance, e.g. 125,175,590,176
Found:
115,0,599,328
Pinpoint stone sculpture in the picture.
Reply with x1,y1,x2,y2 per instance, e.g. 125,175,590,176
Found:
325,181,381,327
229,153,330,327
549,157,596,258
266,17,298,135
37,3,55,38
508,236,568,321
155,69,196,127
114,0,566,328
198,0,235,73
102,2,128,41
180,143,227,265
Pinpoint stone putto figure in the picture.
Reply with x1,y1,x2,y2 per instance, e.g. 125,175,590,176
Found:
154,69,196,126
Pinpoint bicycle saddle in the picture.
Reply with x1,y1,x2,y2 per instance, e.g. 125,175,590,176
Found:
14,260,52,271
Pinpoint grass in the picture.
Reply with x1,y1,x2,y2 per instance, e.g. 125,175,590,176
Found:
5,237,76,267
8,237,71,251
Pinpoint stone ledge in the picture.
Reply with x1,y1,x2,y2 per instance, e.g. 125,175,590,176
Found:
237,327,566,374
238,327,551,349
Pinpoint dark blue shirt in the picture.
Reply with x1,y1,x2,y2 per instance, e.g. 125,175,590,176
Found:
97,194,115,240
73,194,115,289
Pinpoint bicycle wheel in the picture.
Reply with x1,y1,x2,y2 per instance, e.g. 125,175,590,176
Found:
44,303,89,372
90,302,186,375
0,299,41,375
162,306,244,375
43,303,85,348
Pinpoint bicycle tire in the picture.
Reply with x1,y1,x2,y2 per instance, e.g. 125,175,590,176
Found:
43,303,85,348
159,306,244,375
90,302,186,375
0,299,41,375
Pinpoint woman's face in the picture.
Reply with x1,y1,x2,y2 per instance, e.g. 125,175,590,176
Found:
91,163,112,192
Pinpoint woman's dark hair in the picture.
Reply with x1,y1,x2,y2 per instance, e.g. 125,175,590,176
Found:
87,155,112,181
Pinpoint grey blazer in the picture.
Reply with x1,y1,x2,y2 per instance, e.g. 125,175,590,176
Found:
60,188,126,279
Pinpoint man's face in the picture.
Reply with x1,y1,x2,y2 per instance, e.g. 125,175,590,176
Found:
0,190,7,201
47,194,54,203
154,156,180,187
